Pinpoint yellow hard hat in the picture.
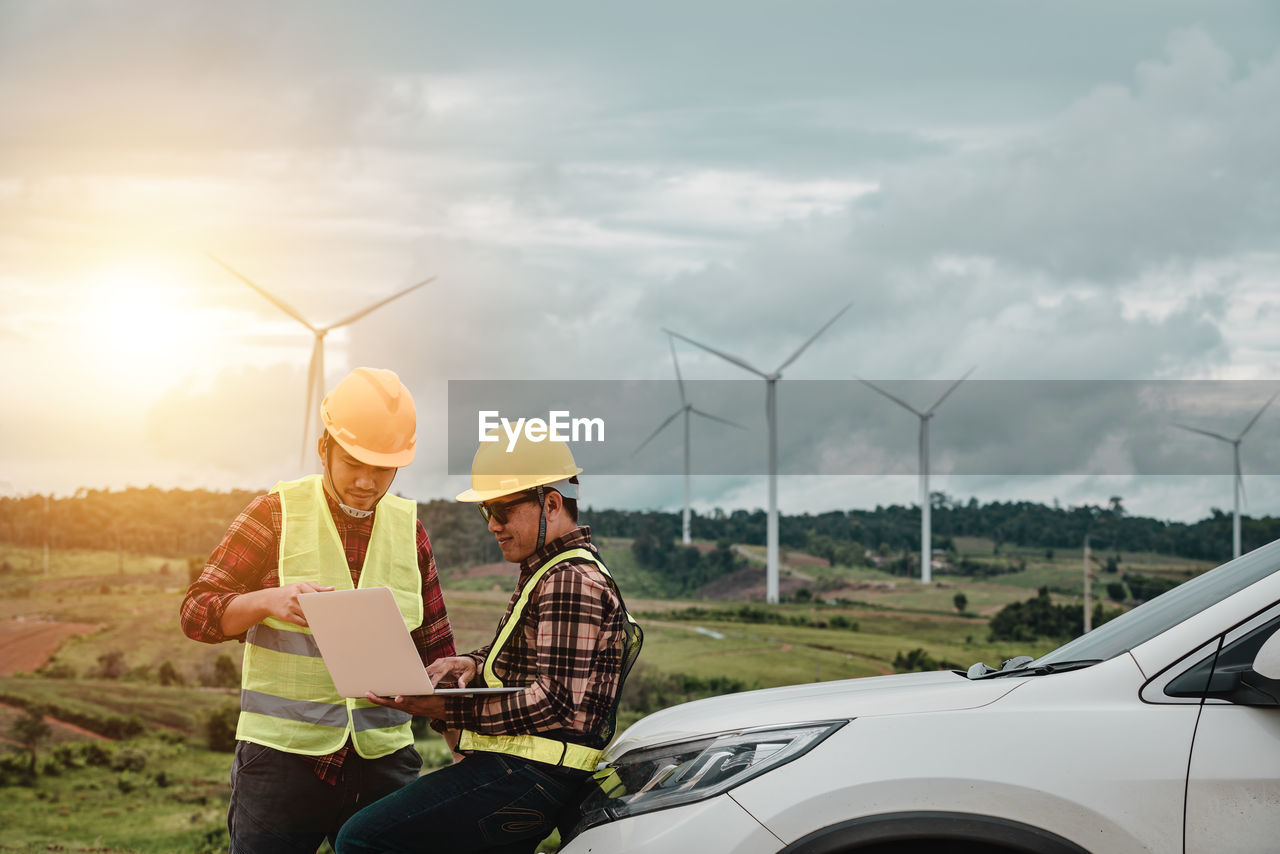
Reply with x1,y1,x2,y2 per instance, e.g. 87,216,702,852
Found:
456,434,583,503
321,367,417,467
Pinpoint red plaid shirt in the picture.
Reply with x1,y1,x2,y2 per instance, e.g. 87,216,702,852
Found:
181,490,455,784
441,527,625,748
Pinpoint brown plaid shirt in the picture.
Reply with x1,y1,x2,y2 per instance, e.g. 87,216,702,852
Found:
442,526,625,748
180,490,455,784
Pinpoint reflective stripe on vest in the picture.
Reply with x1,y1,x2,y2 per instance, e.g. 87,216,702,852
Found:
458,730,602,772
241,690,411,732
235,475,422,759
460,547,631,772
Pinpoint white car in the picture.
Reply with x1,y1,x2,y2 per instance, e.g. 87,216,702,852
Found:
562,541,1280,854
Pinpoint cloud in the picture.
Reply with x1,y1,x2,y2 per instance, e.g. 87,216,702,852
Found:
862,29,1280,282
4,5,1280,528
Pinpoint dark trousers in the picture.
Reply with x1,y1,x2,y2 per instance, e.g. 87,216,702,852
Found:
228,740,422,854
333,751,586,854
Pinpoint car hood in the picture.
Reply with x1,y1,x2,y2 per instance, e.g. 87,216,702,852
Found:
607,670,1022,759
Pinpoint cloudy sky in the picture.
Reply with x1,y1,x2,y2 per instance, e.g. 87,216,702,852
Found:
3,0,1280,525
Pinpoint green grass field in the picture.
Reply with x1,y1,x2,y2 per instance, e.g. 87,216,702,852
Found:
0,538,1215,852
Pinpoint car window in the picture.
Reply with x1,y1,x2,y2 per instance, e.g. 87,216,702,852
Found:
1166,613,1280,698
1033,538,1280,667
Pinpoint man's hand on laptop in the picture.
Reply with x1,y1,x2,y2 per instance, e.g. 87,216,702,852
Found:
265,582,336,628
426,656,477,689
364,691,446,719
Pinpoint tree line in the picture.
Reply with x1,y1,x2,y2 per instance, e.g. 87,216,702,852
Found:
1,487,1276,570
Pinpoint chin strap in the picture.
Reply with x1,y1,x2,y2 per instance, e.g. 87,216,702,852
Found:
534,485,547,551
321,436,376,519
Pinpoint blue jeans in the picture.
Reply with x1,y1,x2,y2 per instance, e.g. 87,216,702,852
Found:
228,740,422,854
334,752,587,854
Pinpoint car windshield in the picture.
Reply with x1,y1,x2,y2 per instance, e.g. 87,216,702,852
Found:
1032,537,1280,668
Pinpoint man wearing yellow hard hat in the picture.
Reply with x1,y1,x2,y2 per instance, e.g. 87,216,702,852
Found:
335,434,642,854
181,368,456,853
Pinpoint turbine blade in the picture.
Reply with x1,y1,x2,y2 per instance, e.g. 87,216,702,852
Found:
1173,423,1234,443
925,365,976,415
668,334,687,405
327,275,437,330
689,407,747,430
207,253,316,331
1237,389,1280,440
775,301,853,373
633,408,684,456
857,377,923,416
662,328,768,378
302,337,323,462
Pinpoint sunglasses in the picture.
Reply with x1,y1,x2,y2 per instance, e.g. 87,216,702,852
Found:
478,493,539,524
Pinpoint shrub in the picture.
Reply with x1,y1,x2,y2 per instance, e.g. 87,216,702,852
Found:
158,660,185,687
79,742,113,767
207,706,239,752
212,653,240,688
988,587,1083,642
9,705,51,773
97,650,127,679
111,747,148,772
1123,573,1181,602
620,664,753,715
36,660,76,679
892,648,963,673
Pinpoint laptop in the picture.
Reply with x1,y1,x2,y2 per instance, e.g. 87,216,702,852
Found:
298,587,523,699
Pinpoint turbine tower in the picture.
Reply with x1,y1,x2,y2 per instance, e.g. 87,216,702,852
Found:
858,368,974,584
665,302,852,603
1174,390,1278,559
208,255,436,463
634,335,745,545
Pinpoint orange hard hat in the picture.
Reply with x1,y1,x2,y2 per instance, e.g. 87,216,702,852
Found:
321,368,417,467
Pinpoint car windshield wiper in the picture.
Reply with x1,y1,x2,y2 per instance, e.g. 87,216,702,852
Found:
970,658,1105,679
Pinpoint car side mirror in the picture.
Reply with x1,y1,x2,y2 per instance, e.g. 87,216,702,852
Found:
1253,630,1280,680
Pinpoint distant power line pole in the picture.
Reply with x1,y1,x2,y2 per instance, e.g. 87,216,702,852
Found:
1083,533,1092,633
43,494,50,577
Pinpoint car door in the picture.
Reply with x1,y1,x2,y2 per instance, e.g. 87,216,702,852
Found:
1183,606,1280,854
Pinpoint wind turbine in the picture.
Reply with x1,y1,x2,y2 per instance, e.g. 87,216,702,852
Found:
634,335,745,545
208,254,436,463
857,367,974,584
665,302,852,604
1174,390,1279,559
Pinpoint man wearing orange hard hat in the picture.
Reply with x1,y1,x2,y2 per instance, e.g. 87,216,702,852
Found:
182,367,456,853
336,433,643,854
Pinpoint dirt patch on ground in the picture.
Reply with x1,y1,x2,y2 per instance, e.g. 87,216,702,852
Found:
780,551,830,569
823,580,899,599
0,619,100,676
695,567,812,601
0,701,112,743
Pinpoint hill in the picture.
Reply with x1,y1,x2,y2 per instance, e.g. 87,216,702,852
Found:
0,488,1267,594
1,528,1211,851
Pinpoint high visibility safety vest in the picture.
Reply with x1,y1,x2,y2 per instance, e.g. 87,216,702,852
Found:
459,547,643,772
235,475,423,758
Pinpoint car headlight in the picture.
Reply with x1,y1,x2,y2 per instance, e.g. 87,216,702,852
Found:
573,720,847,834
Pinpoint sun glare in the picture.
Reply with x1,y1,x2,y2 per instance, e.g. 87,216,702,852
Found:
76,264,207,390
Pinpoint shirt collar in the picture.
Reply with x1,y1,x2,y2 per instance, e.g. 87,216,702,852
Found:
520,525,594,575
